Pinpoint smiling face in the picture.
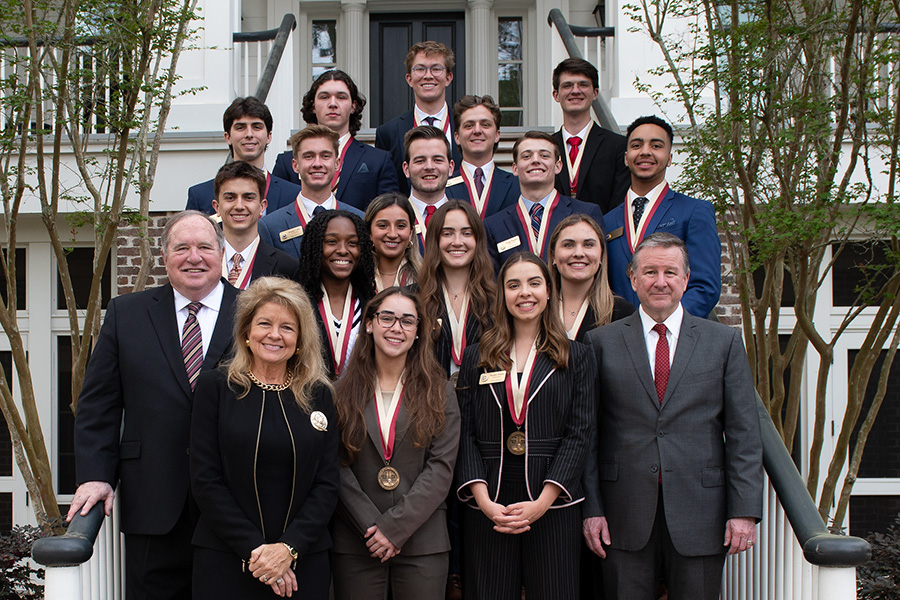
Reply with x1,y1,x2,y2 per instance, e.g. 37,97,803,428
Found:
162,215,223,301
224,116,271,166
552,72,599,118
367,293,418,362
630,244,689,322
403,138,453,199
454,105,500,164
504,260,549,326
512,138,562,190
293,136,337,194
247,301,299,374
624,123,672,191
313,79,355,137
405,52,453,106
553,222,603,284
370,204,412,261
439,209,476,270
321,216,360,283
212,177,267,238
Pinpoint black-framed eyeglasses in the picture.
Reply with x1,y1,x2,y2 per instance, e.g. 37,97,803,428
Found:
373,311,419,331
411,65,446,77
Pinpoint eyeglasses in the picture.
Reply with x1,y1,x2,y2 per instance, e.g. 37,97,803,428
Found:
410,65,446,77
373,311,419,331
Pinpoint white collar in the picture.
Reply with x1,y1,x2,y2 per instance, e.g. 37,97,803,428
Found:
519,189,557,212
409,195,448,216
562,121,593,143
415,103,448,123
173,281,225,313
299,193,337,215
638,302,684,342
463,160,494,178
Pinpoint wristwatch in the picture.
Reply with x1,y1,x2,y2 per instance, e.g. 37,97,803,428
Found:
281,542,298,568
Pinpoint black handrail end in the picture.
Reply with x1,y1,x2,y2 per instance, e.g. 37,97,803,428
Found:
801,533,871,567
32,504,106,567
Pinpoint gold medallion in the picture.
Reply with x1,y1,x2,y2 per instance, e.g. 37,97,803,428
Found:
378,465,401,490
507,431,526,455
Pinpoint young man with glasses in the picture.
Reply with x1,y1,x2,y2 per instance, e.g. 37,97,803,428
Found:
375,41,463,196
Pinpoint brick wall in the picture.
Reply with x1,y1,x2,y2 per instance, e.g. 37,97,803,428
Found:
716,227,743,329
116,214,173,294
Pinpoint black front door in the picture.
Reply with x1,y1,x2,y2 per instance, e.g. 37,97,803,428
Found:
369,13,466,127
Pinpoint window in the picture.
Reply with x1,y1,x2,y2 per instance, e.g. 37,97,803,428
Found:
56,248,112,310
312,21,337,79
498,18,524,126
57,337,77,494
832,241,893,307
0,249,26,310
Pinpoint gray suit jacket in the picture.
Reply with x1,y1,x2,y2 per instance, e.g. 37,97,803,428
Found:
333,382,460,556
586,311,762,557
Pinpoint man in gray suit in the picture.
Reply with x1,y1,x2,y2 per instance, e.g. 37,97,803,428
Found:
584,232,762,600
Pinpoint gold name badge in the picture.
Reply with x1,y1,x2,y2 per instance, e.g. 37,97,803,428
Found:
607,226,624,242
497,236,520,253
447,175,464,187
414,223,423,235
479,371,507,385
279,225,304,242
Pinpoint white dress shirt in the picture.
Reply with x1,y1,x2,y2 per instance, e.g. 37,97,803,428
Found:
173,282,224,359
638,303,683,379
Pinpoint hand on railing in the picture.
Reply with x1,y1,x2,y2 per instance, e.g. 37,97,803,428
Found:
66,480,115,521
32,503,106,567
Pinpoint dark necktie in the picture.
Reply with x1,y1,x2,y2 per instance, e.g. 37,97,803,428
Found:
567,136,582,164
474,167,485,198
423,116,438,127
632,196,649,224
529,203,543,240
227,254,243,286
182,302,203,391
425,205,436,226
652,323,669,404
313,205,326,216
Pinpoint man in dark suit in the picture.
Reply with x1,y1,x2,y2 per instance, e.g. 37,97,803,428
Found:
446,94,520,219
259,125,364,258
604,115,721,318
271,70,397,211
375,41,462,196
211,161,298,288
551,58,630,215
484,131,605,267
69,211,239,599
186,97,301,216
403,125,455,253
584,232,762,600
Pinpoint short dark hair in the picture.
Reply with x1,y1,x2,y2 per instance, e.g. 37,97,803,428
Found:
214,161,266,199
301,70,366,136
628,232,690,276
290,124,340,159
453,95,501,132
512,131,560,162
404,41,455,75
404,125,452,164
626,115,674,146
552,58,599,91
223,97,273,133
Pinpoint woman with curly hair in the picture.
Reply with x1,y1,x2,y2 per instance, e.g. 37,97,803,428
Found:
296,210,377,379
455,252,595,599
331,287,460,599
190,276,338,599
364,193,420,291
417,200,496,379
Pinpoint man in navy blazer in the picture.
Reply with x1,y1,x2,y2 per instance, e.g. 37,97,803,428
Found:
375,41,462,196
604,115,721,318
271,70,397,211
211,161,297,289
551,58,630,215
69,211,239,599
259,125,364,259
446,95,519,219
484,131,605,268
186,97,301,216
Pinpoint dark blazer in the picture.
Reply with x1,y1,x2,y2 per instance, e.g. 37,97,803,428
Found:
435,302,489,377
333,382,460,556
483,194,606,268
190,369,339,559
374,109,463,196
603,188,721,318
586,312,762,556
446,166,520,219
249,240,299,281
553,123,630,215
186,175,301,216
74,282,238,535
271,139,399,211
455,342,595,508
257,201,365,259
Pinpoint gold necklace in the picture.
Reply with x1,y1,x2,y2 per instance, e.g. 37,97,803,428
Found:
247,370,293,391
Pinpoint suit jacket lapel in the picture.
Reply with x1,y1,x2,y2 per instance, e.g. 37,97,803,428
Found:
250,244,276,281
147,284,193,397
487,170,512,216
621,313,659,408
644,188,675,238
662,313,697,408
543,197,574,257
576,124,602,192
204,283,237,370
526,353,556,405
364,399,386,461
336,141,364,202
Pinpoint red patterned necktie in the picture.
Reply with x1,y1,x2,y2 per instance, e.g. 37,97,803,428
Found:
567,136,582,164
652,323,669,403
424,205,436,226
529,203,544,240
227,254,243,285
182,302,204,391
474,167,485,198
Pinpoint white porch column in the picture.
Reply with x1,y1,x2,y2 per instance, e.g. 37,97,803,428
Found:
341,1,367,90
467,0,494,95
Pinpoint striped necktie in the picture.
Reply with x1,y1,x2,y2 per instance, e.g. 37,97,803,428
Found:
227,254,243,285
529,203,544,240
182,302,204,391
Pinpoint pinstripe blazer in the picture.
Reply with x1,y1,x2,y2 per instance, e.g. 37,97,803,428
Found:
455,342,595,508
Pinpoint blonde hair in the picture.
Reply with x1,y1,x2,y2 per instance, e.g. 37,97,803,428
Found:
227,277,332,412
